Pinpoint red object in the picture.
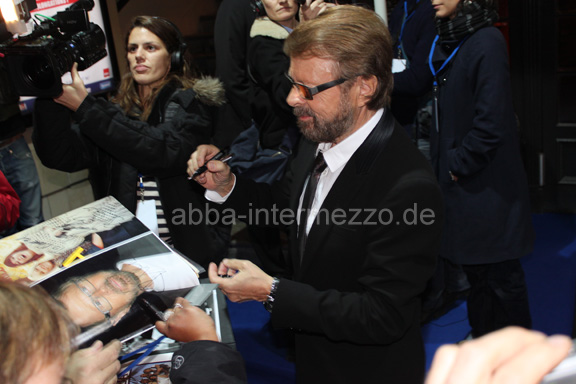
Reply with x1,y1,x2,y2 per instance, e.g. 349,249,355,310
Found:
0,171,21,232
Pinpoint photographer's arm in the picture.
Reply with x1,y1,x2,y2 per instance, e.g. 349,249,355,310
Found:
32,97,99,173
68,81,215,174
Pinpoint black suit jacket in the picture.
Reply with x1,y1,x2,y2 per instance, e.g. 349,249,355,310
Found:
225,110,443,383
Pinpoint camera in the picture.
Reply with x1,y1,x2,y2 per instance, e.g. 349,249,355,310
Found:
0,0,107,97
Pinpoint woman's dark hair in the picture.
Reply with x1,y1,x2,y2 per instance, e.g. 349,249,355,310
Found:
112,16,198,120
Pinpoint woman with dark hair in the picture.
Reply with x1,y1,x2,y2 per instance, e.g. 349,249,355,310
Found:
32,16,230,269
429,0,534,338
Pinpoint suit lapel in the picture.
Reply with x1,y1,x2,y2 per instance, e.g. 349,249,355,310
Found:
299,110,396,272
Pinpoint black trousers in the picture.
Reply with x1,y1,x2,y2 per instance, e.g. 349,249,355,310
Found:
463,259,532,337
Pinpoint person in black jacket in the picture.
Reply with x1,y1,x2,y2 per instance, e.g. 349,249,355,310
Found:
388,0,436,141
212,0,256,149
0,23,44,236
32,16,230,270
429,0,533,338
224,0,332,278
157,297,247,384
190,6,443,383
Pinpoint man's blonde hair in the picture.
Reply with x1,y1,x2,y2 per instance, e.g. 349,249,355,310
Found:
284,5,393,109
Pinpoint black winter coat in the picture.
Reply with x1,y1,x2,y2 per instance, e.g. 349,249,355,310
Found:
429,26,534,264
32,79,230,269
248,17,296,149
389,0,436,127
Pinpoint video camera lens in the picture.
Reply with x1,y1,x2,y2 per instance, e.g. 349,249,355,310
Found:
0,0,107,97
0,22,107,97
22,56,57,91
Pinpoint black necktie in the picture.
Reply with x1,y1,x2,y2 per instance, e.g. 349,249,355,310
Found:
298,152,327,259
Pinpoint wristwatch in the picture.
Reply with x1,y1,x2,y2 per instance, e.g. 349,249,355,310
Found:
263,277,280,313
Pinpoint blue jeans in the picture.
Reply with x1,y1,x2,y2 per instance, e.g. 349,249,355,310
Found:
0,136,44,234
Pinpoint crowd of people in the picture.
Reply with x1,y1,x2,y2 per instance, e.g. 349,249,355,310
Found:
0,0,571,383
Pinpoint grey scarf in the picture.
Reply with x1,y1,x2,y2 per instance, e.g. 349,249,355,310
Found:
436,1,499,41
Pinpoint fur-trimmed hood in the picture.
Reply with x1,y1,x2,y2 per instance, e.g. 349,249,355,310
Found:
250,17,291,40
192,76,226,107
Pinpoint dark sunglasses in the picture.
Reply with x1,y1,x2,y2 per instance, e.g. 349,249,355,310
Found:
285,73,349,100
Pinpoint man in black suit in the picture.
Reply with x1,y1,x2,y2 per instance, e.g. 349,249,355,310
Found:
188,5,443,383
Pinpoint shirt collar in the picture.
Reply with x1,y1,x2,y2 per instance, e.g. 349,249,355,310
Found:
318,108,384,173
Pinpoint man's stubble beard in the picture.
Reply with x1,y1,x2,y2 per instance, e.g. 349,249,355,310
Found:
294,90,355,144
105,269,142,296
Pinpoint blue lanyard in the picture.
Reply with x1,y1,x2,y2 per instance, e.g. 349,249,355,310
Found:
399,0,419,43
397,0,419,58
428,35,468,133
118,335,167,377
428,34,468,86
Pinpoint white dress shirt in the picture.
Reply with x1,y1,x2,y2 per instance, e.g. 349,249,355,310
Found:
206,108,384,236
300,109,383,234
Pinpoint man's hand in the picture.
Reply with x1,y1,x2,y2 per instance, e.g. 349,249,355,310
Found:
425,326,572,384
208,259,274,303
187,144,235,196
155,297,219,342
65,340,121,384
54,62,89,112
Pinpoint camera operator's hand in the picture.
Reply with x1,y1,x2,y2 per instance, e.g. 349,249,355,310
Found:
55,62,89,112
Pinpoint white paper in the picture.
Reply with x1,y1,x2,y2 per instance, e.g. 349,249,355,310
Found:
136,200,159,236
392,58,408,73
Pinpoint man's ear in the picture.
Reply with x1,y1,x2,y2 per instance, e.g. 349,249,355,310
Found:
357,75,378,107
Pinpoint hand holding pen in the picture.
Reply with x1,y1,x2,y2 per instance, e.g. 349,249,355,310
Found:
188,147,233,179
188,148,234,180
154,298,219,342
187,145,236,196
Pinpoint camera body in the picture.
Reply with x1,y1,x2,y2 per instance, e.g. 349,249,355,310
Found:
0,0,107,97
